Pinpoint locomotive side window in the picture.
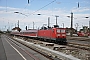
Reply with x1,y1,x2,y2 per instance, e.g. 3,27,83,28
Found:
61,30,65,33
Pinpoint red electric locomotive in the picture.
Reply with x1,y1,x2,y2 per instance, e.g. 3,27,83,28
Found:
38,27,67,44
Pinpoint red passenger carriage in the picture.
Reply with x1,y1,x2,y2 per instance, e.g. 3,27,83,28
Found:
20,29,38,38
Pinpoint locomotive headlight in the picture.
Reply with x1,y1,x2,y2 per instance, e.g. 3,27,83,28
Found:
57,34,60,36
62,34,66,36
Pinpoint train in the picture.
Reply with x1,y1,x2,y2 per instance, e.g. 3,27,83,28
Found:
11,26,67,44
77,31,90,37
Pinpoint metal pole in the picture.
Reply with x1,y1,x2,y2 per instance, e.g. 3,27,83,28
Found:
8,22,9,31
18,20,19,28
76,23,78,31
62,23,64,28
56,16,57,25
89,21,90,33
55,16,59,25
48,17,50,28
70,12,73,37
33,22,34,29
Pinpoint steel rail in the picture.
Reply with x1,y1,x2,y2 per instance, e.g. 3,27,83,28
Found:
67,42,90,51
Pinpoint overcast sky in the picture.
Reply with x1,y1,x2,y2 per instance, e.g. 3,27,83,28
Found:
0,0,90,31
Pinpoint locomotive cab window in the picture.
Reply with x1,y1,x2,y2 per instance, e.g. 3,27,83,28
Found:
57,29,60,33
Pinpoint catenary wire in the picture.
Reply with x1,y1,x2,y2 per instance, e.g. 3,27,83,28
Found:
21,0,56,20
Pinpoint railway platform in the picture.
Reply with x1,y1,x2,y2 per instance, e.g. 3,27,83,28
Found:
0,36,7,60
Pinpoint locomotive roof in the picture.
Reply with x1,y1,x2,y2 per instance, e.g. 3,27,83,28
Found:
52,28,66,29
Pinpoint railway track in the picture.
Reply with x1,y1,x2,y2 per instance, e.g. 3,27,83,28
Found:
9,35,81,60
67,42,90,51
24,37,90,60
12,35,90,51
9,35,90,60
7,35,61,60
